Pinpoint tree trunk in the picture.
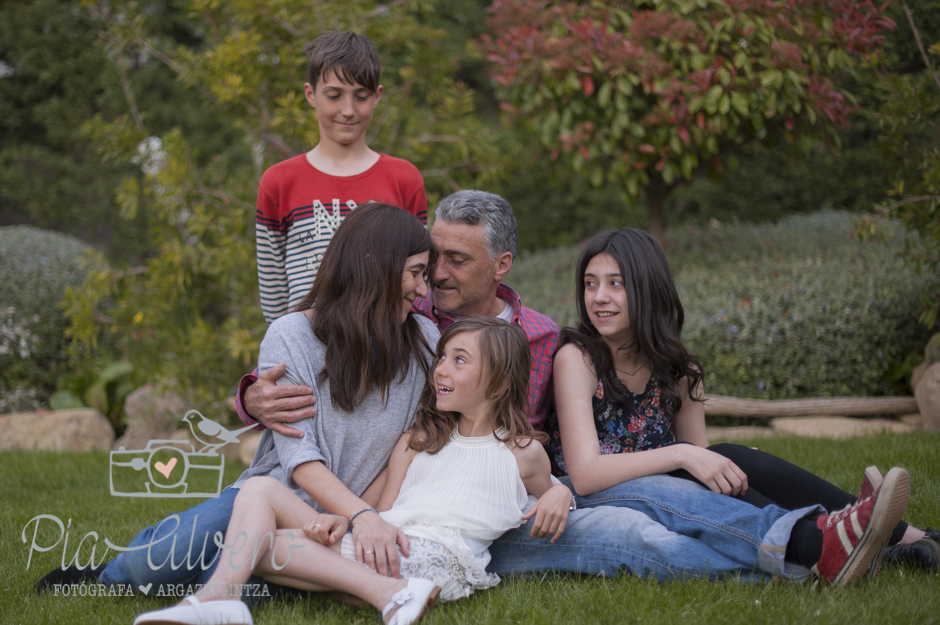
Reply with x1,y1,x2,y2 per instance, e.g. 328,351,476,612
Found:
646,176,668,245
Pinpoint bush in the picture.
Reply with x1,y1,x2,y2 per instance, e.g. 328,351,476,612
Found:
0,226,90,412
510,211,936,399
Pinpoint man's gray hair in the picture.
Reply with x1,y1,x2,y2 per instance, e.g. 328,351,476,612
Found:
435,190,518,259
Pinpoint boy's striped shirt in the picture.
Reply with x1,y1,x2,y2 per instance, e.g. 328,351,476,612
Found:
256,153,427,323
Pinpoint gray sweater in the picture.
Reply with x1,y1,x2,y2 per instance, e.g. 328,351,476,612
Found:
232,312,440,512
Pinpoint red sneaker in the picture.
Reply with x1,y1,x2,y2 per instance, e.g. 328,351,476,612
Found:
812,467,910,588
858,466,883,502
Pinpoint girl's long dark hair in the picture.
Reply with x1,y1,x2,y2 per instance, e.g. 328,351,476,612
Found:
409,317,548,454
292,203,433,412
560,228,703,422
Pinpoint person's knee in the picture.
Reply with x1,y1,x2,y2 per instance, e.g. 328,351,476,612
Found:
708,442,748,460
241,476,282,498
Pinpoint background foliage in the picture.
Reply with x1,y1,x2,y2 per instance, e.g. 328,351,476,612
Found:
853,0,940,329
482,0,894,240
0,0,240,262
0,227,90,413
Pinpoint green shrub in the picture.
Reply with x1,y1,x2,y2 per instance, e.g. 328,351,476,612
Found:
511,211,936,399
0,226,90,412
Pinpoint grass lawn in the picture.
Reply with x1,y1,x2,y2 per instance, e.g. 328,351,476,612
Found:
2,433,939,625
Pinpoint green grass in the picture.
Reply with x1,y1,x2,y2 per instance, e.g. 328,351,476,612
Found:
3,434,939,625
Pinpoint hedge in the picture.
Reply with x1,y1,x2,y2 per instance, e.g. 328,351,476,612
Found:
511,211,936,399
0,226,90,412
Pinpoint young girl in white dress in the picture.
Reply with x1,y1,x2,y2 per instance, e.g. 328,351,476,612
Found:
134,317,573,625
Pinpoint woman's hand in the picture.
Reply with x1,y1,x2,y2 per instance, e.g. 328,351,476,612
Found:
681,445,749,496
302,512,348,545
523,483,572,543
350,511,410,577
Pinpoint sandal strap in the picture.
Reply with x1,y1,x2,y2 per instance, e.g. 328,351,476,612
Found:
381,588,414,618
181,595,206,621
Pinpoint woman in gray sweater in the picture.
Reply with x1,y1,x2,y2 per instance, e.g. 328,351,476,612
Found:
92,203,440,591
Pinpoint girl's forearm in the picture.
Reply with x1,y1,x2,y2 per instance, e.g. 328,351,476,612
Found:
567,446,689,496
292,460,370,516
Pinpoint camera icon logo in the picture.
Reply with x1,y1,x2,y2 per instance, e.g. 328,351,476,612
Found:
109,410,256,498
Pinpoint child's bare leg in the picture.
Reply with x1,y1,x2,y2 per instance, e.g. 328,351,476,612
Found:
188,476,407,611
256,532,407,611
189,477,322,601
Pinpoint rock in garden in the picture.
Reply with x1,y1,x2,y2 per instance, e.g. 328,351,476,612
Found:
770,416,914,439
113,384,187,450
899,412,923,429
914,362,940,432
0,408,114,452
912,362,928,392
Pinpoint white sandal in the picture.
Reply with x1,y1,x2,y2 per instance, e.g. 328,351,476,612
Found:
381,578,441,625
133,595,253,625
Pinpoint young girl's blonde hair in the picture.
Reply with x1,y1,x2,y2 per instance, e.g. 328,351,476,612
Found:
409,317,548,454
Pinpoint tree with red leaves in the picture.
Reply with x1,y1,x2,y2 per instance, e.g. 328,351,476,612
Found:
482,0,895,240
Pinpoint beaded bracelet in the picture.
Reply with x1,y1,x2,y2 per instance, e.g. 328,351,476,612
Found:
349,507,379,527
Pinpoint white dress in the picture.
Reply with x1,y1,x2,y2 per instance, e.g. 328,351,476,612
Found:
341,428,529,601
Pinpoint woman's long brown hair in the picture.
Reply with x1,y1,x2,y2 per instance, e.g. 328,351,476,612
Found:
409,317,548,454
292,203,433,412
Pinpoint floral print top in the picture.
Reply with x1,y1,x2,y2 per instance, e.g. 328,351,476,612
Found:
546,375,675,476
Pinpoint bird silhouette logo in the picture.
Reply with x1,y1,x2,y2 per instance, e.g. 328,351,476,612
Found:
109,410,256,499
181,411,258,454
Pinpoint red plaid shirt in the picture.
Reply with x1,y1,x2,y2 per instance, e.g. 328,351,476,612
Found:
236,283,560,430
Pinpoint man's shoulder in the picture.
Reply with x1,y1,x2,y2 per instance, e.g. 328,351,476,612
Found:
498,284,560,337
518,304,560,337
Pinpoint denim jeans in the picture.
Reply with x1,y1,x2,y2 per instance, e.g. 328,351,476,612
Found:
99,487,238,592
488,475,819,582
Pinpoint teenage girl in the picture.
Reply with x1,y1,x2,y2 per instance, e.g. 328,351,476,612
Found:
547,227,936,576
134,317,572,625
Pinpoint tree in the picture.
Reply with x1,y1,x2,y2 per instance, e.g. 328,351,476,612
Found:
481,0,895,241
855,0,940,330
64,0,502,409
0,0,236,261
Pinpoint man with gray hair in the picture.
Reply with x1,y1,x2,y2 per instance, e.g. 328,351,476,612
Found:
412,190,559,427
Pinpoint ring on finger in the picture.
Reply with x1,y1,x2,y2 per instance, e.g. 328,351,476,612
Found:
364,550,374,555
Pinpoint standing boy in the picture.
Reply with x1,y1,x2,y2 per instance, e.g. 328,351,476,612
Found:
241,32,427,430
257,31,427,323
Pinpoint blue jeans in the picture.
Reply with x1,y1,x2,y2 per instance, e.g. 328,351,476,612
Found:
488,475,819,582
99,487,238,591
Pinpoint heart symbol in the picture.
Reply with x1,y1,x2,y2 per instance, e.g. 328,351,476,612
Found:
154,458,177,479
138,583,153,594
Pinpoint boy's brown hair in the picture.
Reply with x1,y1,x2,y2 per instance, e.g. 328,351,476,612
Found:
409,317,548,455
304,31,381,93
